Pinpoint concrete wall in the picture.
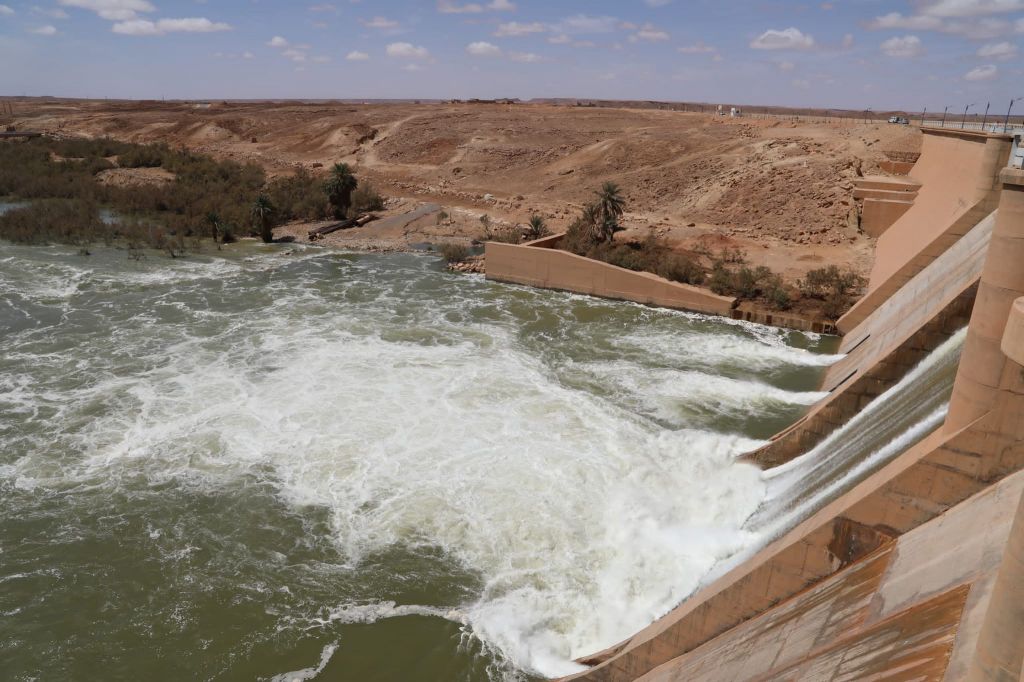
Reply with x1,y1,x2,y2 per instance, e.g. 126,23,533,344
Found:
485,241,736,318
1003,298,1024,365
487,238,834,332
947,167,1024,431
839,128,1012,334
561,154,1024,682
879,159,915,175
745,208,994,467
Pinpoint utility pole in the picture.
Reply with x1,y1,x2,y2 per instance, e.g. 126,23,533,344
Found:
980,102,990,131
922,107,927,127
941,105,950,127
961,102,975,129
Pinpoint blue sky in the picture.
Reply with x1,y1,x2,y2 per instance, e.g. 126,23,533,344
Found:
2,0,1023,111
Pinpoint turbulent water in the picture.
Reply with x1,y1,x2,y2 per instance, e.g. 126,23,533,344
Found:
0,242,839,681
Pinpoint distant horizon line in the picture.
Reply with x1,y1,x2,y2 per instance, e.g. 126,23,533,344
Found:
0,94,965,117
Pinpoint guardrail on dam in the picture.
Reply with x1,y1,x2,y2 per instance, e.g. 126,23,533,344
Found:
550,129,1024,681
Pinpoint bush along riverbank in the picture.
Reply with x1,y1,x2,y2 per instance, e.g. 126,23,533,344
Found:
0,137,383,256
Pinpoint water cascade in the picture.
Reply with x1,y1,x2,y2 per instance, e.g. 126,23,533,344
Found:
746,327,966,542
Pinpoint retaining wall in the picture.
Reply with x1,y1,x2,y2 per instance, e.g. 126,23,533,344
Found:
486,237,833,332
485,240,736,318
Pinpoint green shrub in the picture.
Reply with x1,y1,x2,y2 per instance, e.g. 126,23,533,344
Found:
655,252,705,285
562,216,599,255
487,229,521,244
349,183,385,216
708,261,791,309
438,242,470,263
798,265,865,318
767,281,793,310
267,168,328,222
0,199,105,245
117,144,170,168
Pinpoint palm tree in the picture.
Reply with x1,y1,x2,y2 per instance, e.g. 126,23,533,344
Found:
579,202,605,244
526,214,549,240
594,181,625,240
251,193,276,243
324,162,358,219
205,211,220,242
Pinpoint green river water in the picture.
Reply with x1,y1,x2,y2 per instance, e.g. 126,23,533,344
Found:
0,241,838,681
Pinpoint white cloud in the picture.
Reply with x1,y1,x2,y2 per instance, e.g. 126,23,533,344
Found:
466,40,501,56
555,14,618,34
308,3,337,12
629,23,669,42
58,0,154,21
0,3,13,14
509,51,542,62
977,40,1017,58
869,10,1015,38
792,78,810,89
869,12,943,30
386,41,430,59
677,41,715,53
750,27,815,50
881,35,924,57
438,0,514,12
403,63,422,71
113,17,230,35
346,50,370,61
842,33,854,48
494,21,546,37
778,60,795,71
965,63,998,79
922,0,1024,17
30,24,58,34
362,16,398,29
34,6,70,18
281,48,306,62
268,35,288,47
242,51,254,59
438,0,481,12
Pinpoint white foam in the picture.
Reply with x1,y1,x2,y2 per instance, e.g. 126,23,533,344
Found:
0,251,808,678
269,642,339,682
612,329,842,370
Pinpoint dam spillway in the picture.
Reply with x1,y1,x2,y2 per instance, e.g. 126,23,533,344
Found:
564,129,1024,681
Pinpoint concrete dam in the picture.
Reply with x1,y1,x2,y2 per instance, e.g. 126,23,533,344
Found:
502,127,1024,681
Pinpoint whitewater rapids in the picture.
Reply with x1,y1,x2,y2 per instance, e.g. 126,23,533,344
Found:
0,244,840,680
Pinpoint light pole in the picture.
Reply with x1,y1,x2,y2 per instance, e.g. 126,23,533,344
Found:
921,107,927,127
1004,97,1024,133
941,105,950,127
961,102,976,129
980,101,990,131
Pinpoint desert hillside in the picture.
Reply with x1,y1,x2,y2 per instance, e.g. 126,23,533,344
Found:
14,99,921,279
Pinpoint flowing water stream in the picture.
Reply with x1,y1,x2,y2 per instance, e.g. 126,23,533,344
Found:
0,242,841,680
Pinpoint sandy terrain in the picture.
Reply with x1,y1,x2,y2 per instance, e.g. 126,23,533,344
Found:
14,99,921,280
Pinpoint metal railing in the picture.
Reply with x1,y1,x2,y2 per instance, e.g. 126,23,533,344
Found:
922,119,1024,134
